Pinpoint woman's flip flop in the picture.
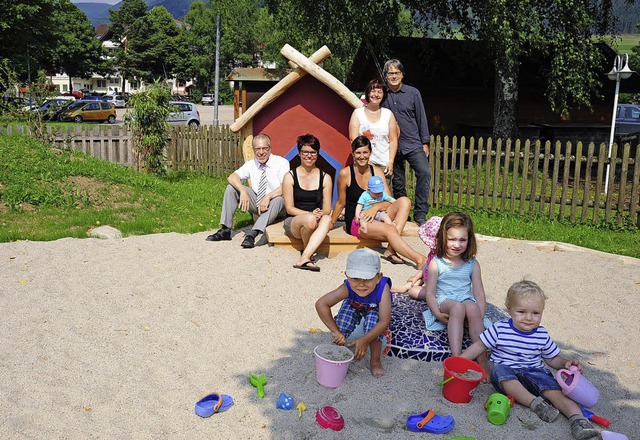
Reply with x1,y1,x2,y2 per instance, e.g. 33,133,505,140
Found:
293,261,320,272
382,254,404,265
195,392,234,417
406,409,455,433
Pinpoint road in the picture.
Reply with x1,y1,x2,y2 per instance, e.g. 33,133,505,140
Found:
115,104,235,126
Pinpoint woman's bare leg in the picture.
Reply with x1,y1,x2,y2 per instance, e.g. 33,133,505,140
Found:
298,215,332,265
384,196,411,234
362,222,426,268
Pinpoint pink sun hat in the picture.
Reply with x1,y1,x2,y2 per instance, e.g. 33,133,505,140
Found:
418,216,442,250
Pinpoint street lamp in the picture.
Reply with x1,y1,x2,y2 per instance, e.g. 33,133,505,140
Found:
605,53,634,193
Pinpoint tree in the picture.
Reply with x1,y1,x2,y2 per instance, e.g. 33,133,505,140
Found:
400,0,623,139
109,0,148,90
0,0,59,82
182,1,218,92
265,0,628,139
125,6,186,83
51,0,109,92
263,0,409,81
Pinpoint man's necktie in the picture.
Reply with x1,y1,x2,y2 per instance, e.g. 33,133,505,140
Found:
256,165,267,203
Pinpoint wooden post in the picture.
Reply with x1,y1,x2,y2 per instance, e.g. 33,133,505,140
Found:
279,44,363,110
230,46,332,132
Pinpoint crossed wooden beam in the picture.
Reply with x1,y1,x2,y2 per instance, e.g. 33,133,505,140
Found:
229,44,363,133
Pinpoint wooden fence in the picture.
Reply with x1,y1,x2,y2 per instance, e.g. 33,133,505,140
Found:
425,136,640,227
0,124,243,175
2,124,638,227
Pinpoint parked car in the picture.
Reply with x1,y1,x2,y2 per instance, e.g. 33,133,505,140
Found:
101,94,126,108
201,93,223,105
82,93,102,101
59,100,116,123
167,101,200,127
171,94,190,102
34,98,75,120
615,104,640,135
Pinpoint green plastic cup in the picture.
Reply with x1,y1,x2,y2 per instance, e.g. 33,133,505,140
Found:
485,393,512,425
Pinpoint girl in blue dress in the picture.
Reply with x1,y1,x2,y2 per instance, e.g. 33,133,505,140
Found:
423,212,488,372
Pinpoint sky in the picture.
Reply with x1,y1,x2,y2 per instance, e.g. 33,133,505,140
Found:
71,0,120,4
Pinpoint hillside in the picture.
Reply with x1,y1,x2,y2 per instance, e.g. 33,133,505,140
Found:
75,2,118,26
75,0,199,27
76,0,640,33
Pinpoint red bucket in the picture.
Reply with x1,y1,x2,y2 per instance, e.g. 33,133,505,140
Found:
442,356,486,403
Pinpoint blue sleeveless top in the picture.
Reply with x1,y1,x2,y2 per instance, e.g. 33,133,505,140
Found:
344,276,392,309
434,257,476,306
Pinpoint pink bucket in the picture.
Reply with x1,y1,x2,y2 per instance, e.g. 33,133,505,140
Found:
555,366,599,408
314,344,354,389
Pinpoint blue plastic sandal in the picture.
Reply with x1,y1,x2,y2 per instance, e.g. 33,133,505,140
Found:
195,392,234,417
406,409,455,433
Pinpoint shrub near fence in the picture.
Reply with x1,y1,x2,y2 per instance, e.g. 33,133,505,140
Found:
2,124,638,227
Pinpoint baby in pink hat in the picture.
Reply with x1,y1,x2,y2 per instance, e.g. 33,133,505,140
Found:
391,215,442,298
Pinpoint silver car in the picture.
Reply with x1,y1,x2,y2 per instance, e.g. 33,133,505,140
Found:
102,94,126,108
201,93,223,105
167,101,200,127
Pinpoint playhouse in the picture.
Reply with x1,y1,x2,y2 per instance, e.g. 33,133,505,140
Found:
230,45,363,203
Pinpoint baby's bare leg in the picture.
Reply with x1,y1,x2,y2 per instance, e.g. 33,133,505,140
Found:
379,212,395,225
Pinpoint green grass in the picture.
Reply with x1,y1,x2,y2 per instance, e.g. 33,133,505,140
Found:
602,34,640,54
0,134,253,241
1,134,638,258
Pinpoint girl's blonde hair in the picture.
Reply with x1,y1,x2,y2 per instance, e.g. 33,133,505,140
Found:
505,280,547,309
435,211,477,261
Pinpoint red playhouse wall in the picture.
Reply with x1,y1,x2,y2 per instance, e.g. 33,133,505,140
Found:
252,74,355,173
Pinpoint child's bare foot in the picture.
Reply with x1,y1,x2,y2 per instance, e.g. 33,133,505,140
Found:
370,359,386,378
391,281,412,293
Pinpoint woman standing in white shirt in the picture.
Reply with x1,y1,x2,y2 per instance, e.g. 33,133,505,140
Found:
349,78,399,177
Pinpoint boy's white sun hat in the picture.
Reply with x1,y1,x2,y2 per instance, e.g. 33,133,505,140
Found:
345,248,381,279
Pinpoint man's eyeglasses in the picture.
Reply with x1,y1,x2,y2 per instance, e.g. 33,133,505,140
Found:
300,150,318,157
253,146,271,153
386,71,402,78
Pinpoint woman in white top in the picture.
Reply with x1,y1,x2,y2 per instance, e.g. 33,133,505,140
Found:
349,78,399,177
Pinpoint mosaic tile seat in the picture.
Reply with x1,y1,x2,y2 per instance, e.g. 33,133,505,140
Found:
384,293,510,362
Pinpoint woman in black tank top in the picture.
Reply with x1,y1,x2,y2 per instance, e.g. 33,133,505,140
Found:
283,134,334,271
331,136,426,269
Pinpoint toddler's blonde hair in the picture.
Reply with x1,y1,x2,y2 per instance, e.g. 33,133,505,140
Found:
505,280,547,309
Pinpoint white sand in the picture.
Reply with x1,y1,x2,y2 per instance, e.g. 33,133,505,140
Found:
1,231,638,439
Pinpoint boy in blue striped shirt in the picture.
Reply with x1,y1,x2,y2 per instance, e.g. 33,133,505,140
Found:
461,280,598,439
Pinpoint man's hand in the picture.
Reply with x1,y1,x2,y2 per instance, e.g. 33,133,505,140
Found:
423,144,430,158
238,190,250,212
257,196,270,214
384,160,394,177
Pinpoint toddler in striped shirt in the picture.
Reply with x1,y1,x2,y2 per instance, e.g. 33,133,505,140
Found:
461,280,598,439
